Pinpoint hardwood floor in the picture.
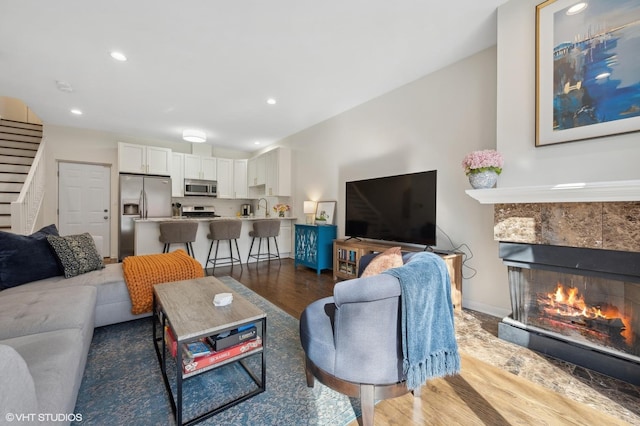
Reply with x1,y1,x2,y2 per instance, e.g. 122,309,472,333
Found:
211,259,632,426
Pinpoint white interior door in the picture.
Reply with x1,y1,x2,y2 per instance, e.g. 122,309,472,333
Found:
58,162,111,257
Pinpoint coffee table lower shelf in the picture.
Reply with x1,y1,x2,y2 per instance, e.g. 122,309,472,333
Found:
152,277,267,426
153,312,266,426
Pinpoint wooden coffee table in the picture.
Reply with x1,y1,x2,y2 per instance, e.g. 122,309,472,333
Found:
152,276,266,426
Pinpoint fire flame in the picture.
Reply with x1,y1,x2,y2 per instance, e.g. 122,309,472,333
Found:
545,283,633,344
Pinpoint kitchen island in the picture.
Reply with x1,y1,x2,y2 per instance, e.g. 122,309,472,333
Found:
134,216,296,268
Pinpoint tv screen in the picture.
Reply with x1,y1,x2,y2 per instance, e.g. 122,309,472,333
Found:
345,170,437,246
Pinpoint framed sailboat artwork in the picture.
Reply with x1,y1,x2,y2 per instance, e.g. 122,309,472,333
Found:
536,0,640,146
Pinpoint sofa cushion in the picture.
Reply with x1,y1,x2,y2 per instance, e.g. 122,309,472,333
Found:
0,224,62,290
360,246,403,277
0,344,39,417
1,328,91,417
0,286,96,340
47,233,104,278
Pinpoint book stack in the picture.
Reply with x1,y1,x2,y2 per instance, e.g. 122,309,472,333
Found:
164,325,262,374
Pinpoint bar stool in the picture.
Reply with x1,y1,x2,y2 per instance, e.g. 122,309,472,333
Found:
247,219,281,264
158,221,198,258
205,220,243,274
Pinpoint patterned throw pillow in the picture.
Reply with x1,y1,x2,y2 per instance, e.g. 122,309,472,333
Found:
361,246,404,277
47,233,104,278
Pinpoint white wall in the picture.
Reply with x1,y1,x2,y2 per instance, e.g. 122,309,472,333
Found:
280,47,511,316
497,0,640,187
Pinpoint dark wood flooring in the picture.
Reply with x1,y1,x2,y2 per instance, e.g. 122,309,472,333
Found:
210,258,335,319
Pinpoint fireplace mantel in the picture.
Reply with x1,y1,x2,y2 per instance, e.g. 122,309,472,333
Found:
466,179,640,204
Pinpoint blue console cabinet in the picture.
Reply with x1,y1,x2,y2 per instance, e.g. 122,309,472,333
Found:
294,224,337,275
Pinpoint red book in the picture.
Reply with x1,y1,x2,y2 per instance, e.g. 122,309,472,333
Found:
164,326,177,358
182,337,262,374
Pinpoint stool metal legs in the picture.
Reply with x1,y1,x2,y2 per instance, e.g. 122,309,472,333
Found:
206,238,243,275
163,243,194,257
247,236,281,265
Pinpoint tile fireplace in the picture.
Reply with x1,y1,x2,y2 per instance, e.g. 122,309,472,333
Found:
498,242,640,385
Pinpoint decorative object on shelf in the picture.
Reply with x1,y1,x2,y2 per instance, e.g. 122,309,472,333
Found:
315,201,336,225
536,0,640,146
303,201,316,224
462,149,503,189
273,204,290,217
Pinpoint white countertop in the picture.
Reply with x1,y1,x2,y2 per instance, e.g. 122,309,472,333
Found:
134,216,298,223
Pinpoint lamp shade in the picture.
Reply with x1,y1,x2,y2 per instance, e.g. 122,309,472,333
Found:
303,201,316,214
182,129,206,143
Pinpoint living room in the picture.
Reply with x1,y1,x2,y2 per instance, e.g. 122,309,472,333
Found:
1,0,640,425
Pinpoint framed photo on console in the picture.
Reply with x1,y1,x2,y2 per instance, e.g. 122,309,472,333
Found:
536,0,640,146
315,201,336,225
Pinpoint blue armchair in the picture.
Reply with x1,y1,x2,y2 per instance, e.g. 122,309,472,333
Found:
299,253,417,425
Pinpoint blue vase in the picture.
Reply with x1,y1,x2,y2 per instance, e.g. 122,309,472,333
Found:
468,170,498,189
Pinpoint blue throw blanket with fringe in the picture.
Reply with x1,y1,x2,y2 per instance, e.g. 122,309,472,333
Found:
384,252,460,390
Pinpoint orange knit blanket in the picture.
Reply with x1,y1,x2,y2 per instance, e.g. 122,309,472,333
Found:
122,249,204,314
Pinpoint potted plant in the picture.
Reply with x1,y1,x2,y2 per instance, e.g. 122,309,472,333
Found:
461,149,504,189
315,211,328,225
273,204,290,217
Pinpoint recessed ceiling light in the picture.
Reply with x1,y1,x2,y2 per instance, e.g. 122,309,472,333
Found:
266,98,277,105
182,129,206,143
110,51,127,62
70,109,83,115
254,141,261,145
566,2,587,15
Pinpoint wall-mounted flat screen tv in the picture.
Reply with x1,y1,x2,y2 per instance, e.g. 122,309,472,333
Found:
345,170,437,246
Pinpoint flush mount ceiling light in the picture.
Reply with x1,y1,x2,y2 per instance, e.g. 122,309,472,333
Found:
70,109,83,115
56,80,74,93
266,98,277,105
182,129,206,143
110,51,127,62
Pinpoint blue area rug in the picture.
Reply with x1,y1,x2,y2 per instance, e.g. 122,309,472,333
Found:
72,276,361,425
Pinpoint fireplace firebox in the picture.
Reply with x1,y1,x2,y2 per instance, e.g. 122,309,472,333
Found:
498,242,640,385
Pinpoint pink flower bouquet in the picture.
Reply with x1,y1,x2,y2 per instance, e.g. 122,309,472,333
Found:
461,150,504,176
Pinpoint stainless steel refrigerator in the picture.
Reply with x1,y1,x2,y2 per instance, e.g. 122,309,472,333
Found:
119,174,172,260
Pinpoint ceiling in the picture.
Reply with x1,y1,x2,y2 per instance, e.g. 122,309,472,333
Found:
0,0,508,152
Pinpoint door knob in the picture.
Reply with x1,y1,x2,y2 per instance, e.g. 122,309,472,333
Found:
104,216,109,220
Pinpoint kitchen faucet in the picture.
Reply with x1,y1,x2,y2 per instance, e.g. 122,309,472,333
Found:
258,198,269,217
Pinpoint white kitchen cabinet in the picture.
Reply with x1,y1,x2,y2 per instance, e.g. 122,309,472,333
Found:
265,147,291,197
278,221,292,255
171,152,184,197
248,155,266,187
184,154,217,180
216,158,234,199
234,159,248,199
118,142,172,176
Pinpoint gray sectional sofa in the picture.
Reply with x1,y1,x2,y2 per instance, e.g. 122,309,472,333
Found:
0,259,148,425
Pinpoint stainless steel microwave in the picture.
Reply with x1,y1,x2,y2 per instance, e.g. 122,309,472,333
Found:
184,179,217,197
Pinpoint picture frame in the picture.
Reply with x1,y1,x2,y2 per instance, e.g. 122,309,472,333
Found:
536,0,640,146
315,201,336,225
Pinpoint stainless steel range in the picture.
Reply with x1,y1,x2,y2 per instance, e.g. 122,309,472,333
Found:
181,205,221,218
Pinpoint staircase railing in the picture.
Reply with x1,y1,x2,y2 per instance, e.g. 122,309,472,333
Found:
11,137,46,235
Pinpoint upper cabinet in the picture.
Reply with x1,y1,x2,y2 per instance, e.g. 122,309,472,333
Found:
184,154,217,180
171,152,184,197
248,147,291,198
216,158,234,199
233,159,248,199
247,155,266,187
118,142,172,176
217,158,248,199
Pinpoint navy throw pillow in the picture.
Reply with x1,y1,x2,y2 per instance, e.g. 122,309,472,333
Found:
0,224,63,290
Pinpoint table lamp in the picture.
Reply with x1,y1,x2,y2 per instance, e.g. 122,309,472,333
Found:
303,201,316,224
